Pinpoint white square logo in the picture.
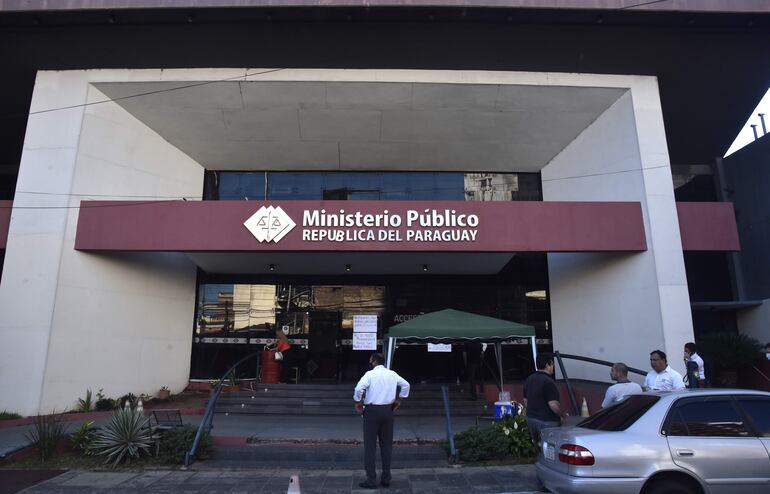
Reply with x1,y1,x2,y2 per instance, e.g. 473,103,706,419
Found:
244,206,296,243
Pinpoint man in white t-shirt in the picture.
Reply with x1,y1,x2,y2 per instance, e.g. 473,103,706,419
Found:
684,342,706,387
644,350,686,391
602,362,642,408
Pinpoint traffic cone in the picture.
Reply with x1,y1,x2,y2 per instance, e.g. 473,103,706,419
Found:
287,474,301,494
580,397,590,417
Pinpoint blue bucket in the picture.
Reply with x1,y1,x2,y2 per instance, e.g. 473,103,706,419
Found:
494,401,514,420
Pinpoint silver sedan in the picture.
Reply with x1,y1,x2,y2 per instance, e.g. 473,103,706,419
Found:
536,389,770,494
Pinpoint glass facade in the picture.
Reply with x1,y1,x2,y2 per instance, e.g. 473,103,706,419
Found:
204,171,542,201
193,171,550,382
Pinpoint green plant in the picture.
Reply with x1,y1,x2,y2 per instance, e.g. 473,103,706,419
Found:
25,411,66,462
698,332,764,371
94,389,116,411
0,410,22,420
228,369,240,386
76,389,95,412
495,415,535,458
95,397,116,411
156,425,213,464
71,420,97,455
92,408,157,466
453,425,510,462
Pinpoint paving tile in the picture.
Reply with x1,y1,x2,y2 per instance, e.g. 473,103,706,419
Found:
407,473,437,482
59,472,138,488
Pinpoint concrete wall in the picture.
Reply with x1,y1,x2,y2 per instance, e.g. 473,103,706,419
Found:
542,81,694,382
0,72,203,415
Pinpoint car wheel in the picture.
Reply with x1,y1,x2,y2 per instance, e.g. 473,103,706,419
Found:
645,477,697,494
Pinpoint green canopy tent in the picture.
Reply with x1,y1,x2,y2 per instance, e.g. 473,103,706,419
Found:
385,309,537,392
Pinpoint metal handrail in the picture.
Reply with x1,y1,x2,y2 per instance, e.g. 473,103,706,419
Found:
441,385,459,463
553,351,647,416
184,350,262,468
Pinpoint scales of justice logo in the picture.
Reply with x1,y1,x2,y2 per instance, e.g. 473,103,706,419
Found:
244,206,296,243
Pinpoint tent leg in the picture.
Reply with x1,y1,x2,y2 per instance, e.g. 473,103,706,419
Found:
386,337,395,369
495,342,503,395
530,336,538,369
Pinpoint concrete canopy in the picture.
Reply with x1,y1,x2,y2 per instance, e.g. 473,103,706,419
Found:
95,81,626,173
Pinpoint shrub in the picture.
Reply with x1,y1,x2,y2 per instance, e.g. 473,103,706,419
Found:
454,425,510,462
25,412,66,462
157,425,213,464
495,415,535,458
698,332,764,371
0,410,22,420
92,408,157,466
70,420,97,456
76,389,95,412
94,389,116,411
95,398,116,411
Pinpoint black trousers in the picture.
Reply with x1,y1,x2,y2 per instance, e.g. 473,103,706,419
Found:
363,404,394,483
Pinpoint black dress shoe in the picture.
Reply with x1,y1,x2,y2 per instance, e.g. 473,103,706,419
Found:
359,481,378,489
380,479,391,487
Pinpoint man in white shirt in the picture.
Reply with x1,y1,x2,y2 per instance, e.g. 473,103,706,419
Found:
602,362,642,408
353,352,410,489
684,342,707,387
644,350,686,391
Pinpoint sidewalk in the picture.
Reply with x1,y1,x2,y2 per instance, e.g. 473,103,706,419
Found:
14,466,542,493
1,413,541,493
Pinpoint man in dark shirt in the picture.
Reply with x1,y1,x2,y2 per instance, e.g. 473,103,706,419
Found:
523,354,567,449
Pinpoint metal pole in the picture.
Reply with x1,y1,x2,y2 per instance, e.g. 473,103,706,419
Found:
553,351,580,416
386,337,395,368
530,336,538,369
495,342,503,394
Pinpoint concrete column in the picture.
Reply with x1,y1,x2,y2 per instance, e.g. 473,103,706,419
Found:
542,81,694,382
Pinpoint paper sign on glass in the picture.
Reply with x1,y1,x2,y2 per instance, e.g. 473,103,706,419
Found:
353,315,377,333
353,332,377,351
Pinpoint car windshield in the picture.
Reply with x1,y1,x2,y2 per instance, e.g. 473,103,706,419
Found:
577,395,660,431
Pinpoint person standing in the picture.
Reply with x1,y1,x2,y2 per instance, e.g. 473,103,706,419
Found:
523,354,567,448
353,352,410,489
683,342,706,388
644,350,685,391
601,362,642,408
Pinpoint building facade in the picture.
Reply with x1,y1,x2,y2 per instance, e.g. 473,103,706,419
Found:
0,2,767,415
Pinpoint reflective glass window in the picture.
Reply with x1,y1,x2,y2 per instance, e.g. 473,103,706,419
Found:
736,397,770,437
667,398,749,437
218,172,266,200
204,171,540,201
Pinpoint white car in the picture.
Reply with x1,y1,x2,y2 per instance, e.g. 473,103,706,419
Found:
536,389,770,494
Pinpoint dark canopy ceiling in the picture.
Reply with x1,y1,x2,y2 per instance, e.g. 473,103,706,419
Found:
1,6,769,181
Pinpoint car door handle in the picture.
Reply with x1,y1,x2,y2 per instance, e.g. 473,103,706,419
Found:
676,449,694,457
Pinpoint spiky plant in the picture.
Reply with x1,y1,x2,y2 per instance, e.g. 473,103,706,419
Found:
92,408,156,466
76,389,94,412
25,411,66,462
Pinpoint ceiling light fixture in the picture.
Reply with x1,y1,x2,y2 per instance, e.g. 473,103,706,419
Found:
345,264,351,272
269,264,276,271
422,264,429,272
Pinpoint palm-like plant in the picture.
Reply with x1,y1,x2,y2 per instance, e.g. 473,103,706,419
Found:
25,411,66,462
76,389,94,412
92,408,156,466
